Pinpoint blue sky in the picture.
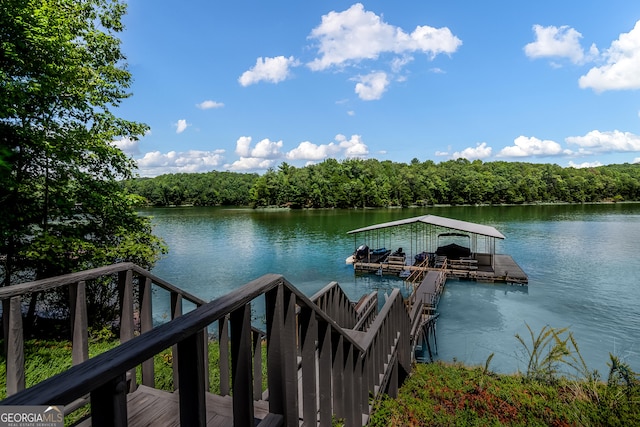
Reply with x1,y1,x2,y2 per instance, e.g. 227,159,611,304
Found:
115,1,640,177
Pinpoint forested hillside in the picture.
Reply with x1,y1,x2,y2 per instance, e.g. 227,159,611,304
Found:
124,171,258,206
125,158,640,208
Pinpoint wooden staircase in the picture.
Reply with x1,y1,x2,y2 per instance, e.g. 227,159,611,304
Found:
1,263,419,427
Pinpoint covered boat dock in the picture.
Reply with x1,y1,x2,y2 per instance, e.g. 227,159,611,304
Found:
346,214,528,285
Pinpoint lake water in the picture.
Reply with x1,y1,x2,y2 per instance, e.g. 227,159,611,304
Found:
140,204,640,377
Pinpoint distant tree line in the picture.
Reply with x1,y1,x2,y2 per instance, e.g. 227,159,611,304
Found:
123,171,258,206
124,158,640,208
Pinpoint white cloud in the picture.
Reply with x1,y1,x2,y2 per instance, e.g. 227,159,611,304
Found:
238,56,299,86
579,20,640,92
307,3,461,71
175,119,189,134
136,149,225,177
524,24,591,64
196,100,224,109
633,157,640,164
286,141,341,161
565,130,640,152
452,142,492,160
234,136,252,157
347,110,355,116
435,151,449,157
498,135,564,157
252,138,284,159
568,160,603,168
112,137,140,155
391,55,414,73
227,136,284,171
336,134,369,158
353,72,389,100
285,135,369,160
225,157,277,171
234,136,283,159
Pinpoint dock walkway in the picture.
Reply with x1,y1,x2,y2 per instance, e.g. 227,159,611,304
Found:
413,271,446,311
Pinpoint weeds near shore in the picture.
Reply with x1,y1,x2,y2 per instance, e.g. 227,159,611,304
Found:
370,324,639,426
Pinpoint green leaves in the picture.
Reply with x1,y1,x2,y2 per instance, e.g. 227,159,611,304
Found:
515,323,603,385
1,0,163,285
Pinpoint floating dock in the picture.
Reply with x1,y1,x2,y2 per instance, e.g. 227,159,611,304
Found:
347,214,528,285
347,214,529,361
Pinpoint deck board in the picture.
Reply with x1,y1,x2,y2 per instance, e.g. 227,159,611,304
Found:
76,385,277,426
355,254,528,284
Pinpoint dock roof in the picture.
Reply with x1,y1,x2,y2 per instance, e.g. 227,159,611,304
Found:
346,214,506,239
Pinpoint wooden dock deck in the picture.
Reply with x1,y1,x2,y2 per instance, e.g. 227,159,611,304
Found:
77,385,278,427
355,254,528,285
413,271,445,310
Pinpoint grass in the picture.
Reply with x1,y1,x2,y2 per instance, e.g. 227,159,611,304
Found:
369,361,640,426
369,325,640,426
1,325,637,426
0,334,268,426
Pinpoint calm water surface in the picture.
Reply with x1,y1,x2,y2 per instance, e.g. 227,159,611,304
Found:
140,204,640,376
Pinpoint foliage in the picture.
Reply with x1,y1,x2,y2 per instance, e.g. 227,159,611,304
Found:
123,170,258,206
369,361,640,427
0,0,166,288
2,333,637,426
371,326,639,426
0,338,119,399
514,323,600,385
0,336,268,425
125,159,640,208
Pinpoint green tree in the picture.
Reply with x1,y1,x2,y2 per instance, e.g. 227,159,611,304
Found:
1,0,166,287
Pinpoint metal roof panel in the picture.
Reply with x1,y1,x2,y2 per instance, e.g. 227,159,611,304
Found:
347,214,505,239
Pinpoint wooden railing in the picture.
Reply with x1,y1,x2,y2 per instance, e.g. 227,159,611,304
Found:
0,263,206,399
405,257,429,285
309,281,377,331
1,266,412,427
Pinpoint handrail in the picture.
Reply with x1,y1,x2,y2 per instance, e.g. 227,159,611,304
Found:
309,281,360,329
1,267,412,427
0,262,205,306
0,262,206,398
0,274,280,405
353,291,377,331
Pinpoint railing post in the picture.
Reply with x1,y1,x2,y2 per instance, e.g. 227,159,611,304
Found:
343,342,355,427
118,270,136,392
5,296,25,396
177,329,207,427
357,351,367,426
118,270,135,342
265,284,298,427
388,356,399,398
139,277,154,387
252,329,263,400
318,321,333,427
331,333,344,421
69,281,89,365
299,306,318,425
171,292,182,391
365,346,374,401
218,316,230,396
202,326,210,393
230,303,254,427
90,373,128,427
372,335,380,396
2,299,8,357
